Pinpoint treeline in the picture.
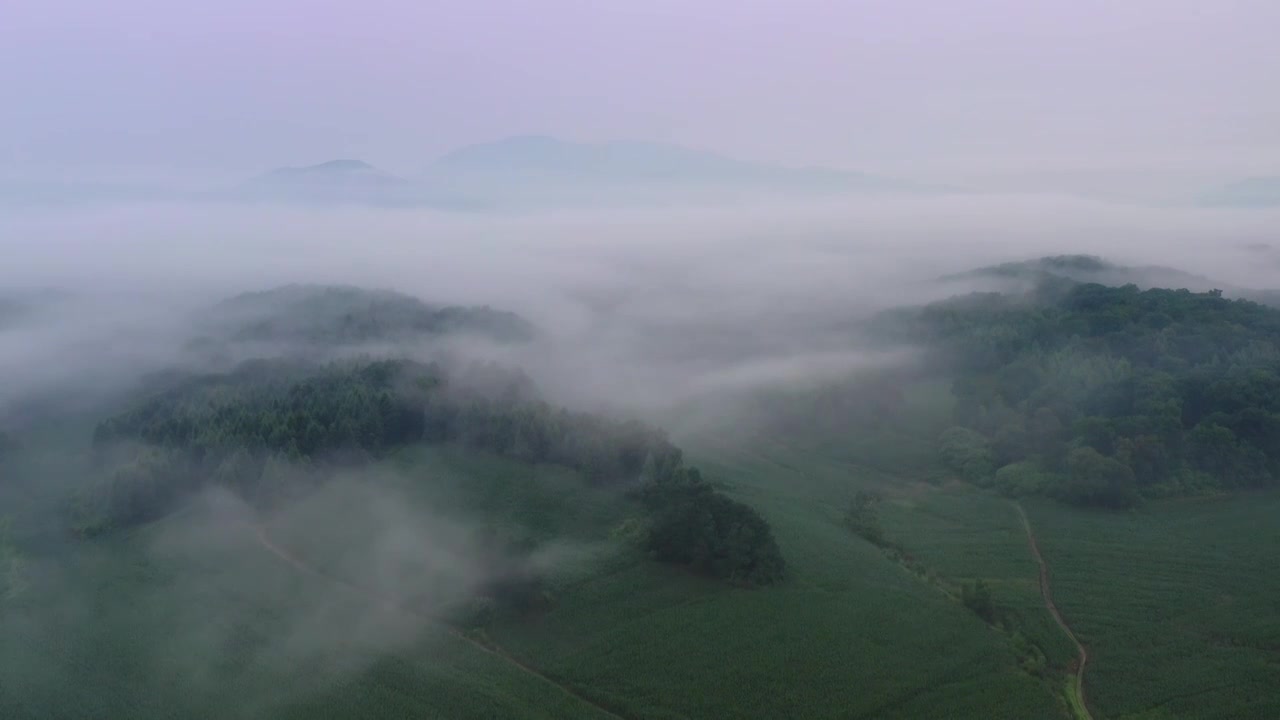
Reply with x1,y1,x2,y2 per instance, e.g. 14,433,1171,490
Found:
84,358,783,585
905,282,1280,507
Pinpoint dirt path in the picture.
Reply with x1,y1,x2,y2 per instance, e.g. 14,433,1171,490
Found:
1012,503,1093,720
253,526,628,720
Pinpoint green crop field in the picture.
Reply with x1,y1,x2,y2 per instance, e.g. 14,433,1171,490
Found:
846,452,1280,720
6,402,1280,719
1025,494,1280,720
484,443,1068,720
243,443,1072,719
1,430,1071,719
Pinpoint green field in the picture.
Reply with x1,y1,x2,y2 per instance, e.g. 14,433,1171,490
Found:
1026,494,1280,720
1,431,1070,719
5,411,1280,718
200,445,1072,719
842,451,1280,720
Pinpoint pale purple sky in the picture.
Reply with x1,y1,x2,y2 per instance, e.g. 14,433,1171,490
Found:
3,0,1278,186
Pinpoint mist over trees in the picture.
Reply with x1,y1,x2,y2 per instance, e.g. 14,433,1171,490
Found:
190,284,535,357
83,349,783,585
906,279,1280,507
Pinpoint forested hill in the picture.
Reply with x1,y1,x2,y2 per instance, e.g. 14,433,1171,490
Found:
891,279,1280,508
192,285,535,351
941,254,1280,308
83,357,785,586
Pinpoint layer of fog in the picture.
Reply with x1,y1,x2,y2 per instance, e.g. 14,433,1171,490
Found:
2,463,607,716
3,193,1280,423
4,192,1280,711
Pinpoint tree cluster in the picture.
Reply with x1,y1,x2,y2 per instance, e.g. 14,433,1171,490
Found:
910,282,1280,506
842,490,886,546
638,467,786,586
82,358,785,585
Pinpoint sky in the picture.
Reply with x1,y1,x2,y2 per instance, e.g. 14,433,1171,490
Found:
3,0,1279,190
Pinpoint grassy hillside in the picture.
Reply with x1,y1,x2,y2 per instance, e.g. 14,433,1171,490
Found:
9,273,1280,718
221,444,1070,719
718,369,1280,720
8,378,1280,718
491,443,1067,720
0,428,1070,719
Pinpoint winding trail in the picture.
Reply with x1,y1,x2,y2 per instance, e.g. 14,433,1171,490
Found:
253,526,628,720
1012,503,1093,720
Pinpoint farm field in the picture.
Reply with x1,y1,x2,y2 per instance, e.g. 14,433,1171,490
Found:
0,435,1069,719
8,416,1280,719
859,463,1280,720
486,443,1068,720
265,444,1070,719
1026,494,1280,720
726,372,1280,720
0,490,616,720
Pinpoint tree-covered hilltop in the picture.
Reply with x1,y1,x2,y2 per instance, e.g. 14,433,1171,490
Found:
940,254,1280,308
84,357,783,585
192,284,535,351
899,280,1280,507
639,467,785,586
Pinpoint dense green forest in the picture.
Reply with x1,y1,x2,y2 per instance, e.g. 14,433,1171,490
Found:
894,278,1280,507
84,357,783,585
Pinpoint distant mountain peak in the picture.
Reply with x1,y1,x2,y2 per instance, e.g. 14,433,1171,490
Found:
230,137,939,209
307,159,375,172
265,159,387,177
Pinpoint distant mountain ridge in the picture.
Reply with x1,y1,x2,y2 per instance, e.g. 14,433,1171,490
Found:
257,159,403,180
235,136,936,209
426,135,919,191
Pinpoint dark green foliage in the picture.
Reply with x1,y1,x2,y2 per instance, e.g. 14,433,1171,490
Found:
95,358,433,455
1010,631,1048,677
961,578,996,623
842,490,885,545
85,357,783,586
1061,447,1140,509
639,468,786,586
938,427,995,483
991,461,1052,497
87,358,679,528
897,280,1280,506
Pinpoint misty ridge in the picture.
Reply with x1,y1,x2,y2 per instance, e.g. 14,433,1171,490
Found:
6,135,1280,213
1,135,943,211
6,186,1280,719
4,192,1279,419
